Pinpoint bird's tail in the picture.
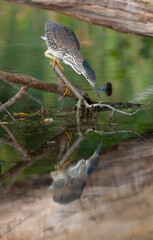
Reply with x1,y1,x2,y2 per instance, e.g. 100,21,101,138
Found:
40,34,46,41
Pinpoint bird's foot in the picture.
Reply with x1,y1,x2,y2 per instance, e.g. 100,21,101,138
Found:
55,159,72,171
50,59,64,71
63,84,71,97
64,131,72,147
58,84,71,101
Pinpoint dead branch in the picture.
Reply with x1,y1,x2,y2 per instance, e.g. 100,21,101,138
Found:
0,124,29,156
2,77,42,105
0,86,28,113
0,102,16,122
0,70,81,100
107,101,153,125
92,101,153,116
3,0,153,37
0,129,76,185
91,129,152,144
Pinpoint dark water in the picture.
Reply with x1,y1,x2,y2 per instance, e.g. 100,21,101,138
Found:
0,2,153,240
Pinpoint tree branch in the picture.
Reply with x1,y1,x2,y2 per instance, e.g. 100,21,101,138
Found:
3,0,153,37
0,70,80,100
0,86,28,113
0,68,147,118
2,77,42,105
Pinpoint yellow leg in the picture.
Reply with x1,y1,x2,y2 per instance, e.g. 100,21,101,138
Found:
60,159,72,170
50,59,64,71
55,159,72,171
63,84,71,97
67,86,71,95
58,84,71,100
44,50,64,71
64,131,72,147
54,159,72,171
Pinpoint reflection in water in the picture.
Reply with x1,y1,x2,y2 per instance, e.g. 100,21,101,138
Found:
132,83,153,102
0,123,153,240
49,140,102,204
100,82,112,96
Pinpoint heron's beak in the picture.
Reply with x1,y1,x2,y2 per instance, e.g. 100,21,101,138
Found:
93,83,102,100
89,81,101,100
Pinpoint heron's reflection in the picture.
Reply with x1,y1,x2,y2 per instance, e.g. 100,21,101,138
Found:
49,140,103,204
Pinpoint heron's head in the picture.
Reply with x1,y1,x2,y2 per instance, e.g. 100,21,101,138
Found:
82,60,101,100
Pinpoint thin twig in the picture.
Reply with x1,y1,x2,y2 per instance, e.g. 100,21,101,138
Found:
91,101,153,116
108,109,115,126
0,102,16,122
1,77,42,104
0,161,17,165
76,96,84,125
0,86,28,113
90,129,151,143
0,124,28,156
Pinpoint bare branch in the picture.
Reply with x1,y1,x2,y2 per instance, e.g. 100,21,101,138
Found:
1,77,42,105
0,102,16,122
0,70,81,100
0,86,28,113
0,67,151,122
90,101,153,116
0,124,29,156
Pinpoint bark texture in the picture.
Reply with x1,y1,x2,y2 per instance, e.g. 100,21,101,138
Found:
0,70,78,100
4,0,153,37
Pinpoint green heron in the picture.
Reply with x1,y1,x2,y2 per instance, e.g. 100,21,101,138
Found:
49,140,102,204
41,20,101,100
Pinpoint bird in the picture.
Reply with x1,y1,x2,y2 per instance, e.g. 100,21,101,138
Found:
41,20,101,100
49,140,103,204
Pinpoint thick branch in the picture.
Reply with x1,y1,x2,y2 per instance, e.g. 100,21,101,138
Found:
0,70,79,100
3,0,153,37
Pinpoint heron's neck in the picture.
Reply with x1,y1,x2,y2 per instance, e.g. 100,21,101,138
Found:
63,50,85,74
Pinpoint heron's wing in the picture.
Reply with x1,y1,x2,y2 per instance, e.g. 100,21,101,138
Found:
45,21,80,51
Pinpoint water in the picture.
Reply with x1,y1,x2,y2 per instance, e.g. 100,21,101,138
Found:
0,2,153,240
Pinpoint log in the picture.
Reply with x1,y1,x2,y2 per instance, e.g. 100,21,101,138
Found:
4,0,153,37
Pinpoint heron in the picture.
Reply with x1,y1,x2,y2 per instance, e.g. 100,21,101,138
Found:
41,20,101,100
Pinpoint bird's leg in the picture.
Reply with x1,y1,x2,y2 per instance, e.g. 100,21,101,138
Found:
44,50,64,71
62,84,71,97
45,50,70,99
58,83,71,100
64,131,72,147
58,86,70,100
55,158,72,171
54,131,72,170
51,59,64,71
58,159,72,171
